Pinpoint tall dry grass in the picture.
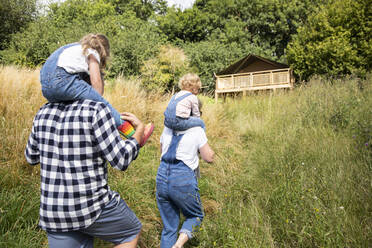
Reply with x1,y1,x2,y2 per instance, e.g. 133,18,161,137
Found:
0,66,371,247
0,66,45,183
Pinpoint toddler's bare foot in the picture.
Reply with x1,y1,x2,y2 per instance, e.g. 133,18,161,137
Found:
140,123,154,147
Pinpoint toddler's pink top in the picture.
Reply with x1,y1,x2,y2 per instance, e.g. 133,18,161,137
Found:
174,90,200,118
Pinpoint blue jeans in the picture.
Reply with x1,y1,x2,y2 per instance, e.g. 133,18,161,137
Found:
164,116,205,131
46,196,141,248
163,92,205,131
40,44,123,127
156,161,204,248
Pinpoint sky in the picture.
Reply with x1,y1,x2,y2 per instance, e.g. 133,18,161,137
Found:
39,0,196,10
167,0,195,10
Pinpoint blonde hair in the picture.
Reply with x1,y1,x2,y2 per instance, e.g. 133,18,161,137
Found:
80,33,110,69
178,73,202,91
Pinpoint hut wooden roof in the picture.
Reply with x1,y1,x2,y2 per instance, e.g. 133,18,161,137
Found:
216,54,289,76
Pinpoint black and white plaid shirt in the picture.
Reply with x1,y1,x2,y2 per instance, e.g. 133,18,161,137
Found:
25,100,139,232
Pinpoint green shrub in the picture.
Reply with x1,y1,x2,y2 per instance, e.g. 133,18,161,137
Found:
140,45,191,93
287,0,371,81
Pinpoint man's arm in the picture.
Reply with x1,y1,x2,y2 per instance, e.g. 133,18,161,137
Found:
92,103,140,171
24,122,40,165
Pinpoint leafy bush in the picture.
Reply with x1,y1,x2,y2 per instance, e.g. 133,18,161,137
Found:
0,0,37,50
140,45,191,93
108,14,166,78
286,0,371,81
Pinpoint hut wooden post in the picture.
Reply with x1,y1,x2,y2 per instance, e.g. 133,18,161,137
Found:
270,71,273,85
250,73,253,87
215,74,219,103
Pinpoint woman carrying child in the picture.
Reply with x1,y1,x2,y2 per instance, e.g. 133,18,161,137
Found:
157,74,215,248
40,33,153,146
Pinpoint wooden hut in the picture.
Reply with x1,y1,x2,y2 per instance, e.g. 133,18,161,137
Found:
215,54,294,101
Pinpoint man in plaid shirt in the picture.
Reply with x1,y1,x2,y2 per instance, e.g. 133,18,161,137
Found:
25,99,145,248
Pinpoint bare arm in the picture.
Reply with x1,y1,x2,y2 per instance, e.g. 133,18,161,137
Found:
199,143,214,163
190,95,201,117
88,54,104,95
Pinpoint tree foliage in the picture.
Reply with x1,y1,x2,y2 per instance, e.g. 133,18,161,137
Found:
0,0,37,50
108,14,166,77
158,0,324,59
140,45,191,93
107,0,167,19
287,0,371,81
1,0,370,92
0,0,165,77
156,7,210,43
184,40,267,93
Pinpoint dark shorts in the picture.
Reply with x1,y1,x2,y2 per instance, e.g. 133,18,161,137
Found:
47,196,141,248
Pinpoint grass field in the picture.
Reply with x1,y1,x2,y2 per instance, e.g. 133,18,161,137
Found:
0,66,371,247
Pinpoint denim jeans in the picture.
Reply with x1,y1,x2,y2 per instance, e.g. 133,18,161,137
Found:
40,43,123,127
164,92,205,131
164,116,205,131
156,162,203,248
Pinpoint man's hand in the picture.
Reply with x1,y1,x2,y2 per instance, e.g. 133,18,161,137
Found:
120,112,145,145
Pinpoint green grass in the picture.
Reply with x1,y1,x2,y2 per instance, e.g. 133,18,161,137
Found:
0,67,371,247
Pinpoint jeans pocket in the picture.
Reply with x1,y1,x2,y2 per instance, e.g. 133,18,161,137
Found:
171,177,199,201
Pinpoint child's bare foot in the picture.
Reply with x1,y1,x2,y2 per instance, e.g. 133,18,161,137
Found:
172,233,189,248
140,123,154,147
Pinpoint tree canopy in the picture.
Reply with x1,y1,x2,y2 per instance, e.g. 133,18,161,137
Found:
0,0,370,92
0,0,37,50
287,0,371,81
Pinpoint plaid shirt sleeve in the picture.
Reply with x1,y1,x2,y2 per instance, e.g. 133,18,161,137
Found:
92,103,140,171
25,117,40,165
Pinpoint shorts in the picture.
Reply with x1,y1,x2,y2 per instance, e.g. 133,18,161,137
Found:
46,196,142,248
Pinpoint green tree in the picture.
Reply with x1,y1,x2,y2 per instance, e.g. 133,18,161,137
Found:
1,0,116,66
108,0,167,20
156,7,210,43
184,40,247,93
0,0,166,77
158,0,324,60
47,0,115,26
0,0,37,50
286,0,371,81
140,45,191,93
108,14,166,77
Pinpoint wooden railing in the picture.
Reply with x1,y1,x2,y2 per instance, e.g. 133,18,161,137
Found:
215,68,293,101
